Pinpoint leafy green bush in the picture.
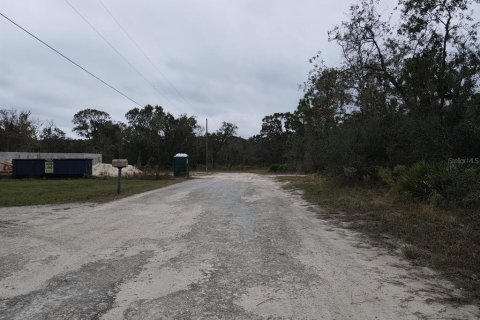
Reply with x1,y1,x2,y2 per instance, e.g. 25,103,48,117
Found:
393,165,407,176
269,164,295,173
463,190,480,207
394,161,480,206
378,167,395,186
343,167,358,180
269,164,280,172
278,164,295,172
395,161,433,200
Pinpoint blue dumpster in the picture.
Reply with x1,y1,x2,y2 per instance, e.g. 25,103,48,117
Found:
12,159,92,178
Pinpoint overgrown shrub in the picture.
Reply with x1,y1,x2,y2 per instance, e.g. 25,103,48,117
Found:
343,167,358,181
278,164,295,172
393,165,406,176
393,161,480,207
378,167,395,186
269,164,280,172
394,161,433,200
269,164,295,173
463,190,480,207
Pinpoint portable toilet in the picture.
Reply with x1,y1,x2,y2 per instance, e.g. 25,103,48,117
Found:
173,153,189,177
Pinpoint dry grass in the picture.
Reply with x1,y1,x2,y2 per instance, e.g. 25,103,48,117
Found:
279,175,480,300
401,245,419,260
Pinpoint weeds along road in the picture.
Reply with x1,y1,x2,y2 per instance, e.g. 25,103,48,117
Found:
0,173,478,319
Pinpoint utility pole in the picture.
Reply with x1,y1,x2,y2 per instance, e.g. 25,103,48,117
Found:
205,118,208,173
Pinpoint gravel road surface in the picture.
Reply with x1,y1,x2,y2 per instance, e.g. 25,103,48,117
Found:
0,173,478,319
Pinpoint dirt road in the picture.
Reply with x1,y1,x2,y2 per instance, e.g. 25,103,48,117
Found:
0,173,478,319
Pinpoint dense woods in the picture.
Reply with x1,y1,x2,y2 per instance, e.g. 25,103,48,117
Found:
2,0,479,182
254,0,480,173
252,0,480,208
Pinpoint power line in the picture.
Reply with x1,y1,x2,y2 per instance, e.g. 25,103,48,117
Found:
0,10,142,107
97,0,192,107
63,0,173,105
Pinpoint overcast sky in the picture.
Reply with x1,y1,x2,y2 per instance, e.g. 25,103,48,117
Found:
1,0,392,137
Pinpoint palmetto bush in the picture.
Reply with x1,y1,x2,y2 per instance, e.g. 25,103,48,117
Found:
394,161,480,207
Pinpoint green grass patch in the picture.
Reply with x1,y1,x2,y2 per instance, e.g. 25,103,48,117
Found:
279,175,480,300
0,177,185,207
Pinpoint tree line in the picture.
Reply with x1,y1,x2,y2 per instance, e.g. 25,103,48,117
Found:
252,0,480,177
2,0,479,177
0,106,245,170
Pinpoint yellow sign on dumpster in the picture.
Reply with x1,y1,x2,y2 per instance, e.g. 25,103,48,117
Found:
45,161,54,174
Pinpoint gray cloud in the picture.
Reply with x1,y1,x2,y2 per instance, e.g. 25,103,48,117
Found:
1,0,375,137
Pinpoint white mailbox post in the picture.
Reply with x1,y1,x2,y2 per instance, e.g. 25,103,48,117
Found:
112,159,128,194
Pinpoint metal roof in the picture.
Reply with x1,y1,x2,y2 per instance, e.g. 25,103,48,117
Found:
174,153,189,158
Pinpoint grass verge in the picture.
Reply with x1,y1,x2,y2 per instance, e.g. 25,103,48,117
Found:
193,165,269,175
0,177,186,207
279,175,480,300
